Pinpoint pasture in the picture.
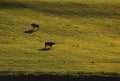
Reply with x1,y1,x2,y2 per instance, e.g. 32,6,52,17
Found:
0,0,120,75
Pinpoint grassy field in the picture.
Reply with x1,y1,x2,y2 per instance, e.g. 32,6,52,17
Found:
0,0,120,74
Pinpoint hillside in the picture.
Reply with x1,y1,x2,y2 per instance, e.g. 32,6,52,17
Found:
0,0,120,74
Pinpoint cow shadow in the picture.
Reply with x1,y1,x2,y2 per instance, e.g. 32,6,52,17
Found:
39,48,51,51
24,30,35,34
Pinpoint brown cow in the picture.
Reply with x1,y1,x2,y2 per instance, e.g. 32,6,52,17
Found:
45,42,55,48
31,23,39,30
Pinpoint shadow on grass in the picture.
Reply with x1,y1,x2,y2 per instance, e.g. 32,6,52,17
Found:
24,30,35,34
38,48,50,51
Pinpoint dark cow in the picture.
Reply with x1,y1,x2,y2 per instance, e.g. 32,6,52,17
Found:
31,23,39,30
45,42,55,48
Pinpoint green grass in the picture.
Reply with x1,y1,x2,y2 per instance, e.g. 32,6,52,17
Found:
0,0,120,74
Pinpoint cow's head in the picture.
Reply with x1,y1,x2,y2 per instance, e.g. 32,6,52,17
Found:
31,23,34,26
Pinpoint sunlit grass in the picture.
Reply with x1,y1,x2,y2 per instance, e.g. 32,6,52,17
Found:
0,0,120,74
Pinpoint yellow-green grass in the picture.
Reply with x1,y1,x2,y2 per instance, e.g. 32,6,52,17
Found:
0,0,120,74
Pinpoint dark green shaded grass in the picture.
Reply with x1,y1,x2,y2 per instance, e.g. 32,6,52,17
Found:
0,0,120,18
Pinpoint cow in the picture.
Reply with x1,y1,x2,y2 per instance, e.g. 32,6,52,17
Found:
45,42,55,48
31,23,39,30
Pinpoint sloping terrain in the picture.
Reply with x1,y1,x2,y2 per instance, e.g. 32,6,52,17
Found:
0,0,120,74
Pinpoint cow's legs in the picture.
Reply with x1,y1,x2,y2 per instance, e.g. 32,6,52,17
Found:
50,45,52,48
45,44,47,48
37,27,39,30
